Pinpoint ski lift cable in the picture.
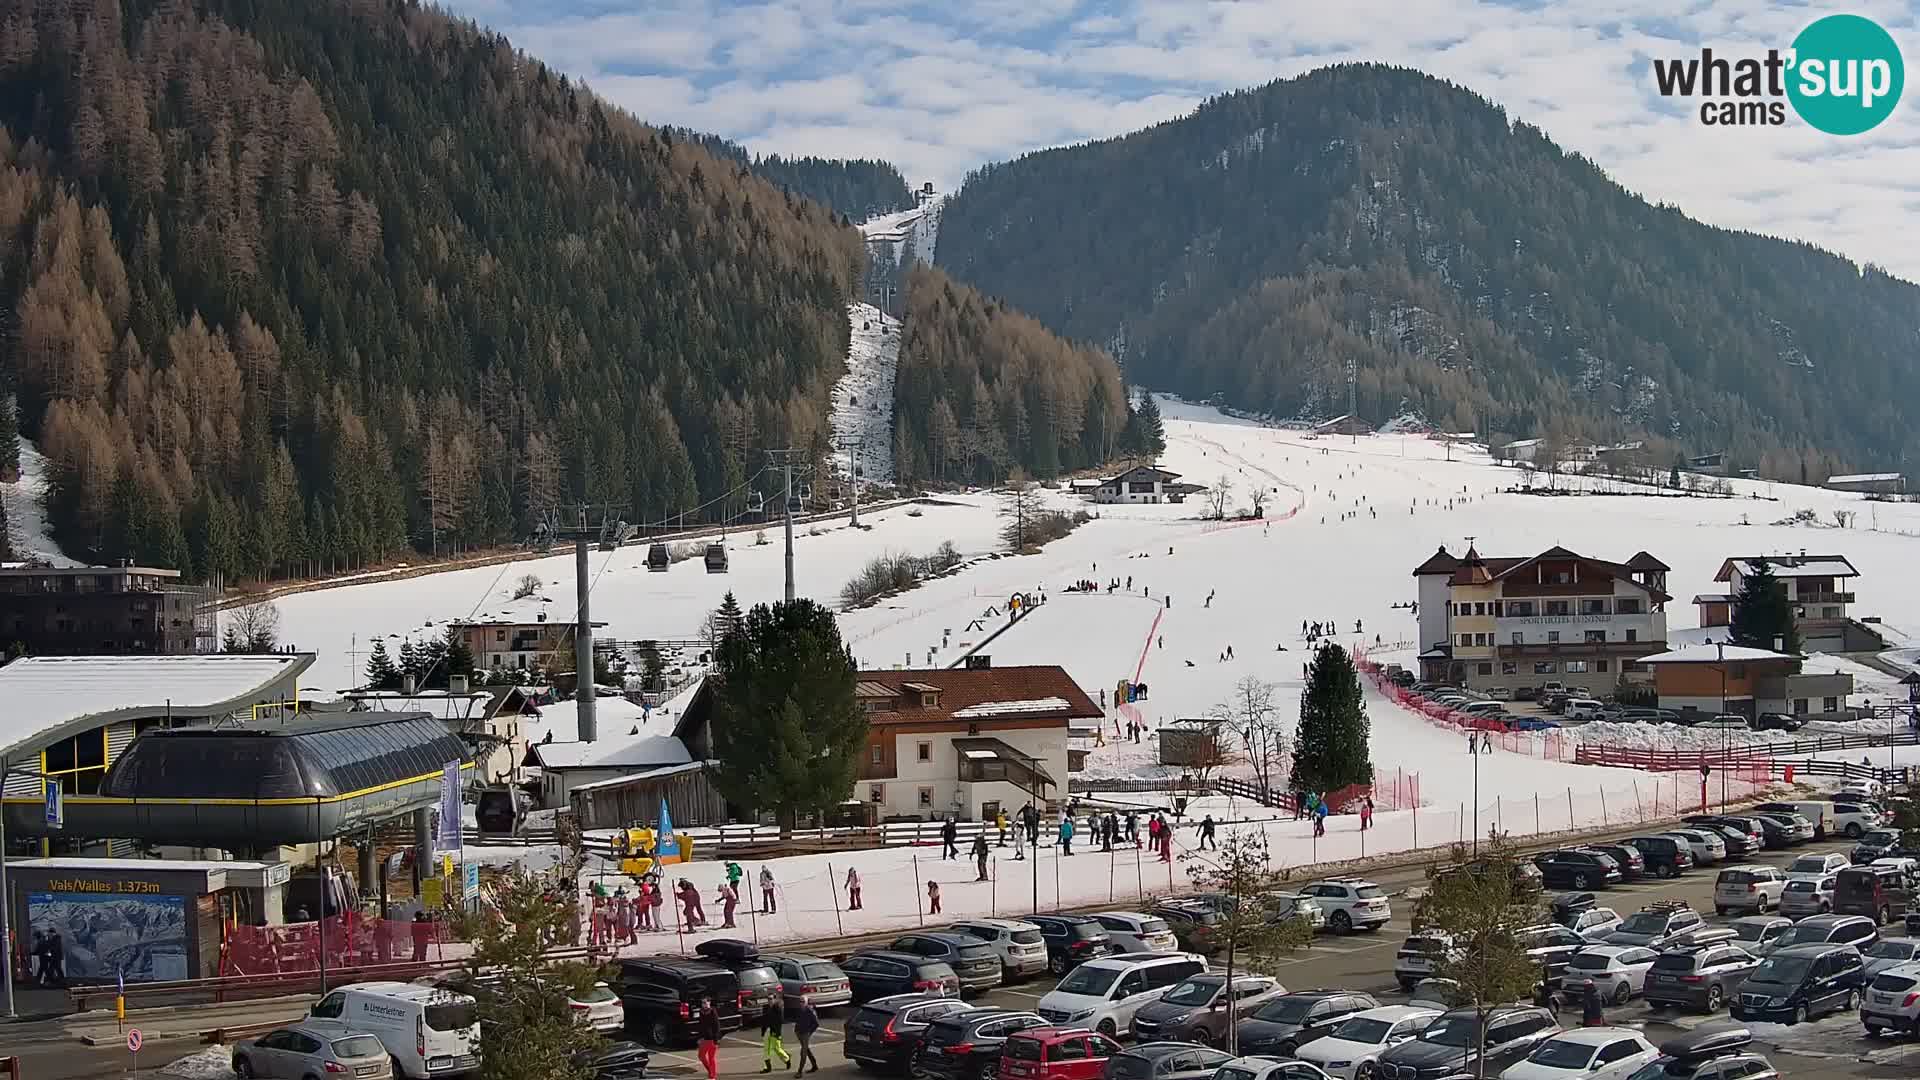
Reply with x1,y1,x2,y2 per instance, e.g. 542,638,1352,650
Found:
634,464,773,531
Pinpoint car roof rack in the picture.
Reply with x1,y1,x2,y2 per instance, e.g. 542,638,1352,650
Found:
1643,899,1693,913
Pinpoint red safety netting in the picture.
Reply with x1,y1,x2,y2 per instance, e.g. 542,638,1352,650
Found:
221,914,457,976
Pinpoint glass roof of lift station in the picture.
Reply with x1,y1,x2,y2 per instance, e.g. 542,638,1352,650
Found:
103,712,469,800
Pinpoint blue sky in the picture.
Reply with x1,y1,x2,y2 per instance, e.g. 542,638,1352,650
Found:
447,0,1920,278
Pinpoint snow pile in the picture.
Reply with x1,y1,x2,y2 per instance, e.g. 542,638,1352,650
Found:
2,436,79,566
160,1048,236,1080
830,302,899,485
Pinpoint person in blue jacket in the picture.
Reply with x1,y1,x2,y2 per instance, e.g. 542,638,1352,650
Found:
1058,813,1075,856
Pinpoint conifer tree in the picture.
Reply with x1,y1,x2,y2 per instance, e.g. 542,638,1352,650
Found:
442,626,477,684
1730,558,1801,656
1132,391,1166,456
398,639,422,686
365,639,403,690
710,598,866,830
714,591,744,642
1292,641,1373,797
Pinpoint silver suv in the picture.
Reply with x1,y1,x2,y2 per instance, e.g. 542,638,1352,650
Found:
1862,960,1920,1038
1779,874,1837,918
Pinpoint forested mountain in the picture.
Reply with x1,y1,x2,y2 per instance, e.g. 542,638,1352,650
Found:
0,0,865,581
664,128,914,220
938,64,1920,476
891,264,1129,486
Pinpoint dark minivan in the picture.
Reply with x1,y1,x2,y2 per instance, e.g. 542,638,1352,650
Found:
1834,864,1912,925
1730,943,1865,1025
1624,835,1695,878
693,939,781,1022
615,957,742,1047
842,994,973,1073
1026,915,1114,976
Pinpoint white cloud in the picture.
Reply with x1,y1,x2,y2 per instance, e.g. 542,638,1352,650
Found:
444,0,1920,279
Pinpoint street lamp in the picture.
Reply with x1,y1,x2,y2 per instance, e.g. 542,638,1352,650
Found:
1717,642,1728,811
1468,730,1481,856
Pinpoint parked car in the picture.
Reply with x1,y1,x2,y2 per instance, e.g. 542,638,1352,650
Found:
1570,907,1625,941
1834,864,1912,925
1035,953,1208,1038
1754,802,1831,838
1664,830,1727,866
1565,698,1608,721
1102,1044,1234,1080
1714,865,1789,915
1394,932,1461,991
1642,943,1759,1013
1727,917,1792,957
841,993,974,1073
1028,915,1116,976
569,982,625,1033
950,919,1052,981
1517,924,1589,981
1754,712,1805,732
1607,902,1704,948
1501,1027,1659,1080
1373,1006,1561,1079
613,957,742,1047
1407,979,1463,1012
1298,878,1393,933
1691,822,1762,857
1151,902,1223,956
1693,715,1751,731
1233,991,1381,1058
1622,836,1695,878
1269,891,1327,930
1861,938,1920,979
841,950,960,1002
1851,829,1909,865
1770,913,1879,952
1534,849,1622,891
889,934,1001,995
1731,943,1867,1024
692,939,781,1023
1860,961,1920,1038
1088,912,1180,954
1629,1029,1779,1080
1129,973,1286,1044
1828,802,1883,839
763,952,856,1007
1290,1005,1439,1080
1556,946,1660,1005
1581,843,1647,882
579,1041,648,1080
999,1027,1123,1080
1778,874,1837,919
917,1008,1048,1080
233,1024,392,1080
1788,852,1851,877
1754,813,1815,847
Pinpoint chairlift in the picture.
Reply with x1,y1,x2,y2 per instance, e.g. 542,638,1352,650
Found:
704,542,729,574
747,491,766,515
645,543,670,572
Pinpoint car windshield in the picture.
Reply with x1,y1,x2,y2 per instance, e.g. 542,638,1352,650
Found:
1749,954,1814,984
1772,925,1831,948
1864,831,1900,845
1568,953,1614,971
1213,1068,1261,1080
1107,1054,1155,1080
1253,996,1316,1023
1331,1016,1395,1043
1526,1040,1599,1068
1161,977,1223,1006
1070,923,1106,940
1649,953,1697,973
1866,941,1917,960
1056,965,1122,996
425,1001,477,1031
331,1035,385,1058
1420,1016,1479,1047
1619,913,1668,935
1872,973,1920,992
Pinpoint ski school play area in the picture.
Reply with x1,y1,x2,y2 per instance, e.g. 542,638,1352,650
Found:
275,396,1920,948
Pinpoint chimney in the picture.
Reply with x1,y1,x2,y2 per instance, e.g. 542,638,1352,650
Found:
449,673,469,694
1773,636,1784,653
536,611,546,623
402,673,417,695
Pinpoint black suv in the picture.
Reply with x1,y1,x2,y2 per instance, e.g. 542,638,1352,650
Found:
842,950,961,1002
1580,842,1647,881
1732,943,1866,1024
614,957,742,1047
1375,1006,1560,1079
917,1009,1047,1080
1234,991,1379,1057
1624,835,1696,878
1533,849,1621,891
1026,915,1114,975
843,994,974,1074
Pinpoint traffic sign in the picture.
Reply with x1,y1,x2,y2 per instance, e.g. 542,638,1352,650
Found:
127,1028,143,1053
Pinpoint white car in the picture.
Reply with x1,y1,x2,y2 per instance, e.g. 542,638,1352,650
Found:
1291,1005,1439,1080
1565,698,1607,721
1035,952,1207,1038
568,981,623,1032
1088,911,1178,953
948,918,1050,979
1555,945,1659,1006
1663,830,1726,865
1500,1027,1659,1080
1272,892,1328,930
1786,852,1851,878
1394,933,1460,990
1713,865,1788,915
1569,907,1623,941
1300,879,1393,933
1214,1057,1331,1080
1828,801,1884,838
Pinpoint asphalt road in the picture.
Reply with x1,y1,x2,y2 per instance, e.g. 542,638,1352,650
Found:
12,838,1916,1080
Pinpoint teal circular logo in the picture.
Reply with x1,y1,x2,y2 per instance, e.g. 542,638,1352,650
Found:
1787,14,1904,135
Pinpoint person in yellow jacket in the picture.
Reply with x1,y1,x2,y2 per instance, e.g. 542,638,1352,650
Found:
994,808,1009,847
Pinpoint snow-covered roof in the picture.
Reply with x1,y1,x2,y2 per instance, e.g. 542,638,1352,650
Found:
530,733,692,771
0,653,315,760
951,697,1072,718
524,694,692,771
1723,557,1858,579
1504,438,1543,448
1637,644,1797,664
1826,473,1902,484
568,760,708,792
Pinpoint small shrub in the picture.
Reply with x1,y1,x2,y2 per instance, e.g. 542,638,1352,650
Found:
511,573,542,600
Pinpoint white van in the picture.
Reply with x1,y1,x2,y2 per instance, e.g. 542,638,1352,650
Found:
1036,952,1207,1038
309,982,481,1079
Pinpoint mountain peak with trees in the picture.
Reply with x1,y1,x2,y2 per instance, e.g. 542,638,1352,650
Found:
936,63,1920,478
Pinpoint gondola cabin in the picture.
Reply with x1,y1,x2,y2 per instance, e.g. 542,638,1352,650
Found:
645,543,670,571
704,542,729,574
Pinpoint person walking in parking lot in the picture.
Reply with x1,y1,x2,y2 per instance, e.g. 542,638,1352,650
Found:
793,994,821,1075
941,815,960,860
972,833,991,881
760,992,791,1072
697,997,722,1080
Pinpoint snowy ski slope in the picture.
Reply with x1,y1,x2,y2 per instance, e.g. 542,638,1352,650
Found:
829,302,900,484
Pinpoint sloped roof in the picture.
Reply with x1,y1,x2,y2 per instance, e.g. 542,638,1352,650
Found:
1714,555,1860,582
1102,465,1182,484
1637,644,1799,665
856,666,1101,726
1444,546,1671,600
1412,546,1460,576
1625,551,1671,572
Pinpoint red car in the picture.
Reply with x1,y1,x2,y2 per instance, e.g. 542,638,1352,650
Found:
999,1028,1123,1080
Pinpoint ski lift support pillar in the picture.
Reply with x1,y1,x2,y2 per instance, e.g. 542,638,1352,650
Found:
543,503,629,743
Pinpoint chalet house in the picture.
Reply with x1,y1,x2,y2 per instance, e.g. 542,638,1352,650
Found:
1412,545,1670,690
1095,465,1188,504
451,616,607,672
1706,553,1883,652
1311,415,1374,437
1638,644,1855,721
1824,472,1906,495
1502,438,1542,464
